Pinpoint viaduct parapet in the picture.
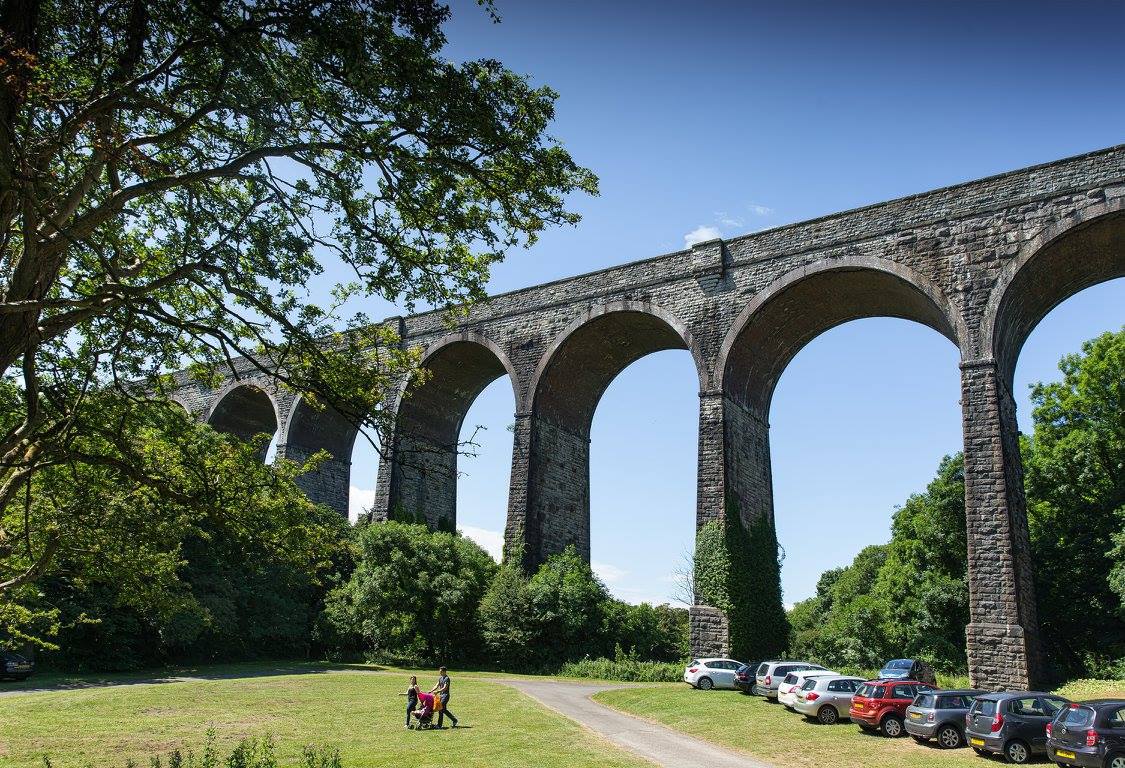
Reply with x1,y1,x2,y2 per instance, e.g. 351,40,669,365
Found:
171,145,1125,690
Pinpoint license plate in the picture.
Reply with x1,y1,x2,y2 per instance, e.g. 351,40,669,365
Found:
970,738,985,747
1056,750,1076,759
909,712,922,719
854,703,863,709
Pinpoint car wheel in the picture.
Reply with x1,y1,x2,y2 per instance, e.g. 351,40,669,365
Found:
817,705,839,725
880,715,904,738
1105,754,1125,768
937,725,963,749
1004,739,1030,764
697,676,713,690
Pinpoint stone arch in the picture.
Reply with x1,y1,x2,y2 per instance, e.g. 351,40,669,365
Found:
520,301,703,566
984,200,1125,387
718,256,965,414
527,299,706,425
205,382,280,461
279,395,360,518
384,331,519,530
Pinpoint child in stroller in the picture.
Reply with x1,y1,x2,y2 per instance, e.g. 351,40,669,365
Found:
411,691,436,729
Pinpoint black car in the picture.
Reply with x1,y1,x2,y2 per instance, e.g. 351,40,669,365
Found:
0,651,34,681
965,691,1070,764
734,662,760,694
1046,699,1125,768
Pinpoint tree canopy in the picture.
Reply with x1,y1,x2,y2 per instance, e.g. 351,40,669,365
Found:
0,0,596,601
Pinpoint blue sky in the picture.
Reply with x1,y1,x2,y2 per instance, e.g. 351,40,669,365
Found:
341,0,1125,607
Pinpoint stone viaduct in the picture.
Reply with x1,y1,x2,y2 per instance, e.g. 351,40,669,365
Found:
170,145,1125,690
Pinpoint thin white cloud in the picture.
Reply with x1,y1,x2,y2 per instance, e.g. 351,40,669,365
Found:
459,525,504,562
714,210,745,228
683,225,722,248
592,561,628,584
348,486,375,524
747,202,774,216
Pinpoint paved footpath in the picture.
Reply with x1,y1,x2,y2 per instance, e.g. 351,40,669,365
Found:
497,678,774,768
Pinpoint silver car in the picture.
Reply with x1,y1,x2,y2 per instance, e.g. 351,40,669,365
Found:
793,675,866,724
905,689,985,748
752,660,825,699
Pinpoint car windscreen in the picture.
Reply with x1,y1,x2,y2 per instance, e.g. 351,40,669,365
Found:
885,659,912,669
855,683,881,698
801,678,818,691
914,694,936,708
756,663,768,676
783,673,798,685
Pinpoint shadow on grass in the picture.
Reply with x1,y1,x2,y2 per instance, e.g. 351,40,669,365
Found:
0,660,390,696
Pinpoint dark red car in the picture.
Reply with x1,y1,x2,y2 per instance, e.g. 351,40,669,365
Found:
849,679,936,737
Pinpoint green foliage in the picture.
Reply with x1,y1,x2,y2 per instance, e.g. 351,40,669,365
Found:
694,501,788,661
605,602,689,662
2,404,350,666
477,562,538,667
558,654,685,682
320,522,496,662
1025,328,1125,674
1,0,596,620
477,547,688,669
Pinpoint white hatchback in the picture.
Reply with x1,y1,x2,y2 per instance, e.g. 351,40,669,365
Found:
777,669,839,709
683,658,744,690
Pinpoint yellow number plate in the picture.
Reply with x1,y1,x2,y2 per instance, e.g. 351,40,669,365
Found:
909,712,922,719
1056,750,1076,759
854,703,863,709
970,738,985,747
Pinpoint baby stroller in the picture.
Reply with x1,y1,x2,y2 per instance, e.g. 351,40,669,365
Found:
411,692,436,729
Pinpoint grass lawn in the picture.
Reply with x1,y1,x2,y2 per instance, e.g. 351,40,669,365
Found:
0,667,650,768
594,679,1125,768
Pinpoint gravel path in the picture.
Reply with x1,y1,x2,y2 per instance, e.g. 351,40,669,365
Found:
497,678,774,768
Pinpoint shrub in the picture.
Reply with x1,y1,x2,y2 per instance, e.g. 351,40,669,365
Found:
320,522,496,662
559,651,685,682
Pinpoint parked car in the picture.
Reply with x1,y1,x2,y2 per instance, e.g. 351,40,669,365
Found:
683,658,746,690
877,658,938,686
778,669,838,709
0,651,34,681
752,660,826,699
965,691,1069,764
849,679,936,737
1046,699,1125,768
734,662,760,694
793,675,866,724
904,689,985,748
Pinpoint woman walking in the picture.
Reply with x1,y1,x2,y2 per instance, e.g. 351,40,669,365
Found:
402,675,420,728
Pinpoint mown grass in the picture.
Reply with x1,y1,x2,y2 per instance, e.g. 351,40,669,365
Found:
594,679,1125,768
0,668,649,768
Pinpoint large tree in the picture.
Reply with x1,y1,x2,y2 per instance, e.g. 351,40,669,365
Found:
0,0,596,597
1025,328,1125,673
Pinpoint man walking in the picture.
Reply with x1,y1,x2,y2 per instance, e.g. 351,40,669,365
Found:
432,666,458,728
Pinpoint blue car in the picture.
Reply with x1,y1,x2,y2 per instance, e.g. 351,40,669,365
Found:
878,658,936,686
